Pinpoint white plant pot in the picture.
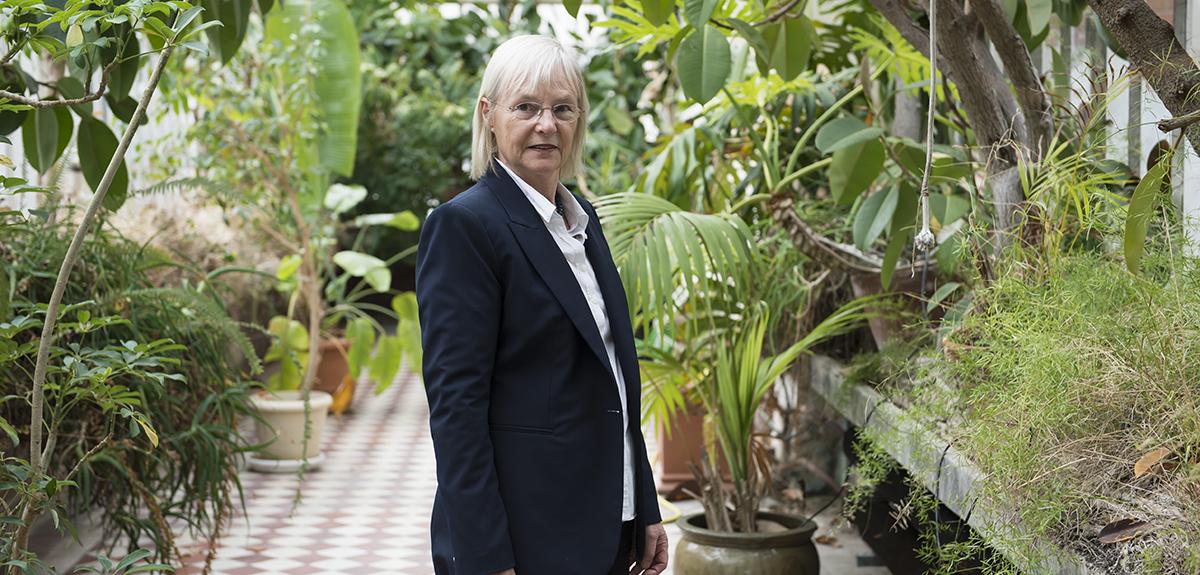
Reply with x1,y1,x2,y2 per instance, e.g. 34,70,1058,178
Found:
250,390,334,461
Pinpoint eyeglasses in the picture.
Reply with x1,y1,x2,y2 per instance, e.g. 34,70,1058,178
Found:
507,102,581,123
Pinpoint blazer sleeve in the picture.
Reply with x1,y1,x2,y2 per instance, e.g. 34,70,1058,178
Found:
415,202,515,573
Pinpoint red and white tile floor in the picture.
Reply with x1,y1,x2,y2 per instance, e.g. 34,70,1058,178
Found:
70,368,888,575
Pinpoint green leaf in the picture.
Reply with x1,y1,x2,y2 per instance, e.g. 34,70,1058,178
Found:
762,16,814,81
1027,0,1052,36
368,335,403,392
815,116,884,154
323,183,367,214
77,119,130,212
829,139,884,205
727,18,768,64
199,0,251,64
929,193,970,225
333,251,390,291
881,184,919,289
1124,155,1171,273
927,281,961,311
56,76,92,117
345,317,374,380
685,0,719,28
0,416,18,446
642,0,676,26
53,105,73,160
265,0,361,177
21,107,58,173
66,24,84,47
677,25,731,104
108,36,141,100
604,105,635,136
353,211,420,231
853,186,898,251
563,0,582,17
275,254,301,281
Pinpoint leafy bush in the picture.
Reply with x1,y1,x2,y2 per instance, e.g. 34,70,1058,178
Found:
0,217,258,567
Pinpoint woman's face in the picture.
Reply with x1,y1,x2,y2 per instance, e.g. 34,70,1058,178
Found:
483,82,577,185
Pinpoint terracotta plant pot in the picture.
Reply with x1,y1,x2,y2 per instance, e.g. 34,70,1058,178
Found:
656,402,731,495
249,390,333,460
313,338,351,397
674,511,820,575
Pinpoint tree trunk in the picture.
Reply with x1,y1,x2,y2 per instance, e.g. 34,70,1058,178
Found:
1086,0,1200,154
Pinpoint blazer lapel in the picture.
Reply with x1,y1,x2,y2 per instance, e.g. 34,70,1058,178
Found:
583,217,642,414
484,167,619,387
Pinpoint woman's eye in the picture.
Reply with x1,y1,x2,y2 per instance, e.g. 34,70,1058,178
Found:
514,103,538,113
553,105,573,114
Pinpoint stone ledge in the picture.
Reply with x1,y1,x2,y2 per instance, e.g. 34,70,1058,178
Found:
810,355,1102,575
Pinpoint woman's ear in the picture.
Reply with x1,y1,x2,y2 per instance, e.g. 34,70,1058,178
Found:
480,97,492,128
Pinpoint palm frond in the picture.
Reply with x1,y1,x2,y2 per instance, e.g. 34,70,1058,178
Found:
131,176,225,199
595,192,756,332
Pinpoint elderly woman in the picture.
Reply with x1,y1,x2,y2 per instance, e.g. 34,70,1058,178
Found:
415,35,669,575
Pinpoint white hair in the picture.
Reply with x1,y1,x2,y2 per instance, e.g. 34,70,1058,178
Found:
470,35,589,181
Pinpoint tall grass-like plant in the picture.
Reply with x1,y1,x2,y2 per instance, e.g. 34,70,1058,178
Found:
694,299,879,532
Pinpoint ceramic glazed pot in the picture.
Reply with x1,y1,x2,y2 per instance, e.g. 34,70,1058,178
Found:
250,390,333,460
674,511,820,575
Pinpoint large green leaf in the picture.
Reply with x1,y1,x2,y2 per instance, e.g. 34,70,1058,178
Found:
1026,0,1052,36
853,186,898,251
333,251,390,292
1124,156,1171,273
22,108,58,174
368,335,403,392
108,35,142,100
829,139,884,205
265,0,361,177
563,0,582,17
815,116,884,154
643,0,676,26
77,119,129,212
0,65,28,136
56,76,92,118
685,0,719,28
345,317,375,380
201,0,252,65
881,184,919,289
762,16,813,81
677,25,731,104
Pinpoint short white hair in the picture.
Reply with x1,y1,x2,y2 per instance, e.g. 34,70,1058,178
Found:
470,35,589,181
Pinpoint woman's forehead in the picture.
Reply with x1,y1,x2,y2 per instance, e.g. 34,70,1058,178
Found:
500,71,578,101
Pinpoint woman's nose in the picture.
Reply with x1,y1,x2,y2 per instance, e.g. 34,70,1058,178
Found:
534,111,558,133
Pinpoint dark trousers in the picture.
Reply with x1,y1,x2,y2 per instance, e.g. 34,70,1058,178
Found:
607,521,636,575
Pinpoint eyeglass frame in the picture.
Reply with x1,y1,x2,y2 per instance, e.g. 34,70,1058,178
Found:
505,101,583,124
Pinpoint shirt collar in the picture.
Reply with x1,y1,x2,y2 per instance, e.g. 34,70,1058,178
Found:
496,158,589,236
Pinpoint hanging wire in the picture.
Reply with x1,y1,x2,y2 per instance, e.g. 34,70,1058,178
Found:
913,0,938,256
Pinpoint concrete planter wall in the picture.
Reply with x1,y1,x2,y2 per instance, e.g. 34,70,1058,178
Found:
810,355,1102,575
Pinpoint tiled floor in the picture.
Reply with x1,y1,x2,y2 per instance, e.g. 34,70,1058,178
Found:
71,369,889,574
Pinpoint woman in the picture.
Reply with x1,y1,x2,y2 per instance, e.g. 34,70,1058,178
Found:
415,35,670,575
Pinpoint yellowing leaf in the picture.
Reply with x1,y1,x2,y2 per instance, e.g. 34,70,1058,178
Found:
136,417,159,448
1133,447,1171,478
66,24,84,48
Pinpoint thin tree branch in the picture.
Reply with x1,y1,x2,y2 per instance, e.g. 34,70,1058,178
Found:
970,0,1053,157
752,0,805,26
0,62,116,108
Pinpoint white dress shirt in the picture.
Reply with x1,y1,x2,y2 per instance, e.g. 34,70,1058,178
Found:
496,160,636,521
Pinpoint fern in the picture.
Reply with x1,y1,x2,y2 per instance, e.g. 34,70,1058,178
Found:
122,287,262,379
131,176,225,199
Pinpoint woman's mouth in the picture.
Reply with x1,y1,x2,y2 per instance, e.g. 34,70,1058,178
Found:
528,144,558,151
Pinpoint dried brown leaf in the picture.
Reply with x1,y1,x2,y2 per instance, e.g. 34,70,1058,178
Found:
1133,447,1171,478
1098,518,1150,544
814,534,841,547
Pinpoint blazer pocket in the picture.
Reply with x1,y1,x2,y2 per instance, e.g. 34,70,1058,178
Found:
488,423,554,436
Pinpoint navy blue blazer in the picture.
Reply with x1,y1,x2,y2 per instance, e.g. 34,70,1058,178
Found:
415,164,662,574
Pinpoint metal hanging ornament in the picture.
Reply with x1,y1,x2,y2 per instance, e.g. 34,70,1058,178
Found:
913,0,939,254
